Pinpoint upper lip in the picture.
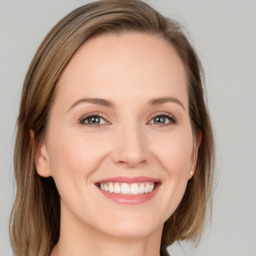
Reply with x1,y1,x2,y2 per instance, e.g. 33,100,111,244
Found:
95,176,161,184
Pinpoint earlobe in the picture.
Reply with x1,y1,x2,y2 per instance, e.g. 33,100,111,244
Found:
31,130,52,178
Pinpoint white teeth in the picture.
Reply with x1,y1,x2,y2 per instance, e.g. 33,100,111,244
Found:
114,183,121,193
109,183,114,193
99,182,155,195
130,184,139,195
145,183,150,193
121,183,130,195
104,184,109,192
139,184,145,194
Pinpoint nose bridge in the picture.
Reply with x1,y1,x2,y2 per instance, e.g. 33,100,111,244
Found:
111,116,148,168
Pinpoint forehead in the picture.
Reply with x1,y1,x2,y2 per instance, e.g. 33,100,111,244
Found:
56,32,188,109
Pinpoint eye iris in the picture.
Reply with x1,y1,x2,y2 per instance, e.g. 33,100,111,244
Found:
87,116,100,124
154,116,167,124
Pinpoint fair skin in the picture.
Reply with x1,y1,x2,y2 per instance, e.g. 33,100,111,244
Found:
35,32,200,256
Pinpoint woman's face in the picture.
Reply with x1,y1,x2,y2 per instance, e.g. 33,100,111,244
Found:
36,32,198,239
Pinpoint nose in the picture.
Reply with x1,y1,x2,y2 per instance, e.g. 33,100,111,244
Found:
111,122,148,168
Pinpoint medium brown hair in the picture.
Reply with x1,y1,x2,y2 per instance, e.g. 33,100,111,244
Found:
10,1,215,255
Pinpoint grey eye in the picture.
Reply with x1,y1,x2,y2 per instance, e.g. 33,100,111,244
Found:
80,115,107,125
150,114,177,126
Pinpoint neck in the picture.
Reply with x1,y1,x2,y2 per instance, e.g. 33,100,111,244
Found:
51,203,163,256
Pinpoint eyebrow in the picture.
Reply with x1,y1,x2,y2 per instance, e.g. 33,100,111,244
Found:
68,96,185,111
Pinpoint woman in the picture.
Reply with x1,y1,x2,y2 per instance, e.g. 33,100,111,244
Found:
9,1,215,256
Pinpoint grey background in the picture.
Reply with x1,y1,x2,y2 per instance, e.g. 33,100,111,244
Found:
1,0,256,255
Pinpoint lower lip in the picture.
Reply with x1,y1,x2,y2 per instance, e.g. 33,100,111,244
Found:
97,183,161,205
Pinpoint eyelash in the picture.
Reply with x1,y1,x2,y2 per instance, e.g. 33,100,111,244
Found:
78,112,177,128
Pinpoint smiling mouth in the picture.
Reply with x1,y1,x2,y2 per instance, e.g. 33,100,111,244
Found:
95,182,161,196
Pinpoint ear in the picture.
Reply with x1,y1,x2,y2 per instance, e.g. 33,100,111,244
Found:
31,130,52,178
189,129,202,179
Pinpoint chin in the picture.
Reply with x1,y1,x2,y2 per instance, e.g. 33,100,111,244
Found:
95,214,164,239
103,224,161,239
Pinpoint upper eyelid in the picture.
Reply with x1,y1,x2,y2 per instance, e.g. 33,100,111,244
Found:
148,111,176,120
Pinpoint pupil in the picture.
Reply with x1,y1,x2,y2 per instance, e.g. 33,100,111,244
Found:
89,116,100,124
155,116,165,124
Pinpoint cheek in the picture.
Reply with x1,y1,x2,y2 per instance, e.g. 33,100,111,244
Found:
46,130,94,193
48,128,103,171
153,130,193,175
46,128,113,198
45,130,108,223
151,129,193,217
